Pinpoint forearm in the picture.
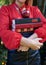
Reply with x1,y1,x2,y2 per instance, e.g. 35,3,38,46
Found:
20,36,43,50
20,37,29,47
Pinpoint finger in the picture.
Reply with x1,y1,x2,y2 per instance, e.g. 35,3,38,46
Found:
37,42,43,46
17,46,29,52
34,38,42,41
17,49,21,52
17,46,22,51
33,42,43,48
31,46,40,50
21,47,29,51
17,49,20,52
35,46,41,50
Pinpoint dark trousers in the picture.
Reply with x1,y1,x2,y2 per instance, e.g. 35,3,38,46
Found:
6,49,41,65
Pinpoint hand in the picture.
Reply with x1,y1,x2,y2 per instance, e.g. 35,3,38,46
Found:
27,38,43,50
20,37,43,50
17,46,29,52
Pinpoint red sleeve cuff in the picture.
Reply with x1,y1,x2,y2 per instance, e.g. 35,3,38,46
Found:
7,33,22,50
14,33,22,49
35,28,46,43
1,31,22,50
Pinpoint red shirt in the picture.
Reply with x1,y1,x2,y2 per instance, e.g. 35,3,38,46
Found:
0,3,46,50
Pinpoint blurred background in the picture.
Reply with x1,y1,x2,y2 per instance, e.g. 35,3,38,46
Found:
0,0,46,65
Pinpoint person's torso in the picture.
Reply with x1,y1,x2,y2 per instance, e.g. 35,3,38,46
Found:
6,4,40,65
7,3,37,37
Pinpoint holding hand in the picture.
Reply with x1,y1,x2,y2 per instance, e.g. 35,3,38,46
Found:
17,37,43,52
17,45,29,52
27,38,43,50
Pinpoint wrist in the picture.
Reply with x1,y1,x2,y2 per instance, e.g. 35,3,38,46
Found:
20,37,27,46
29,33,38,39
